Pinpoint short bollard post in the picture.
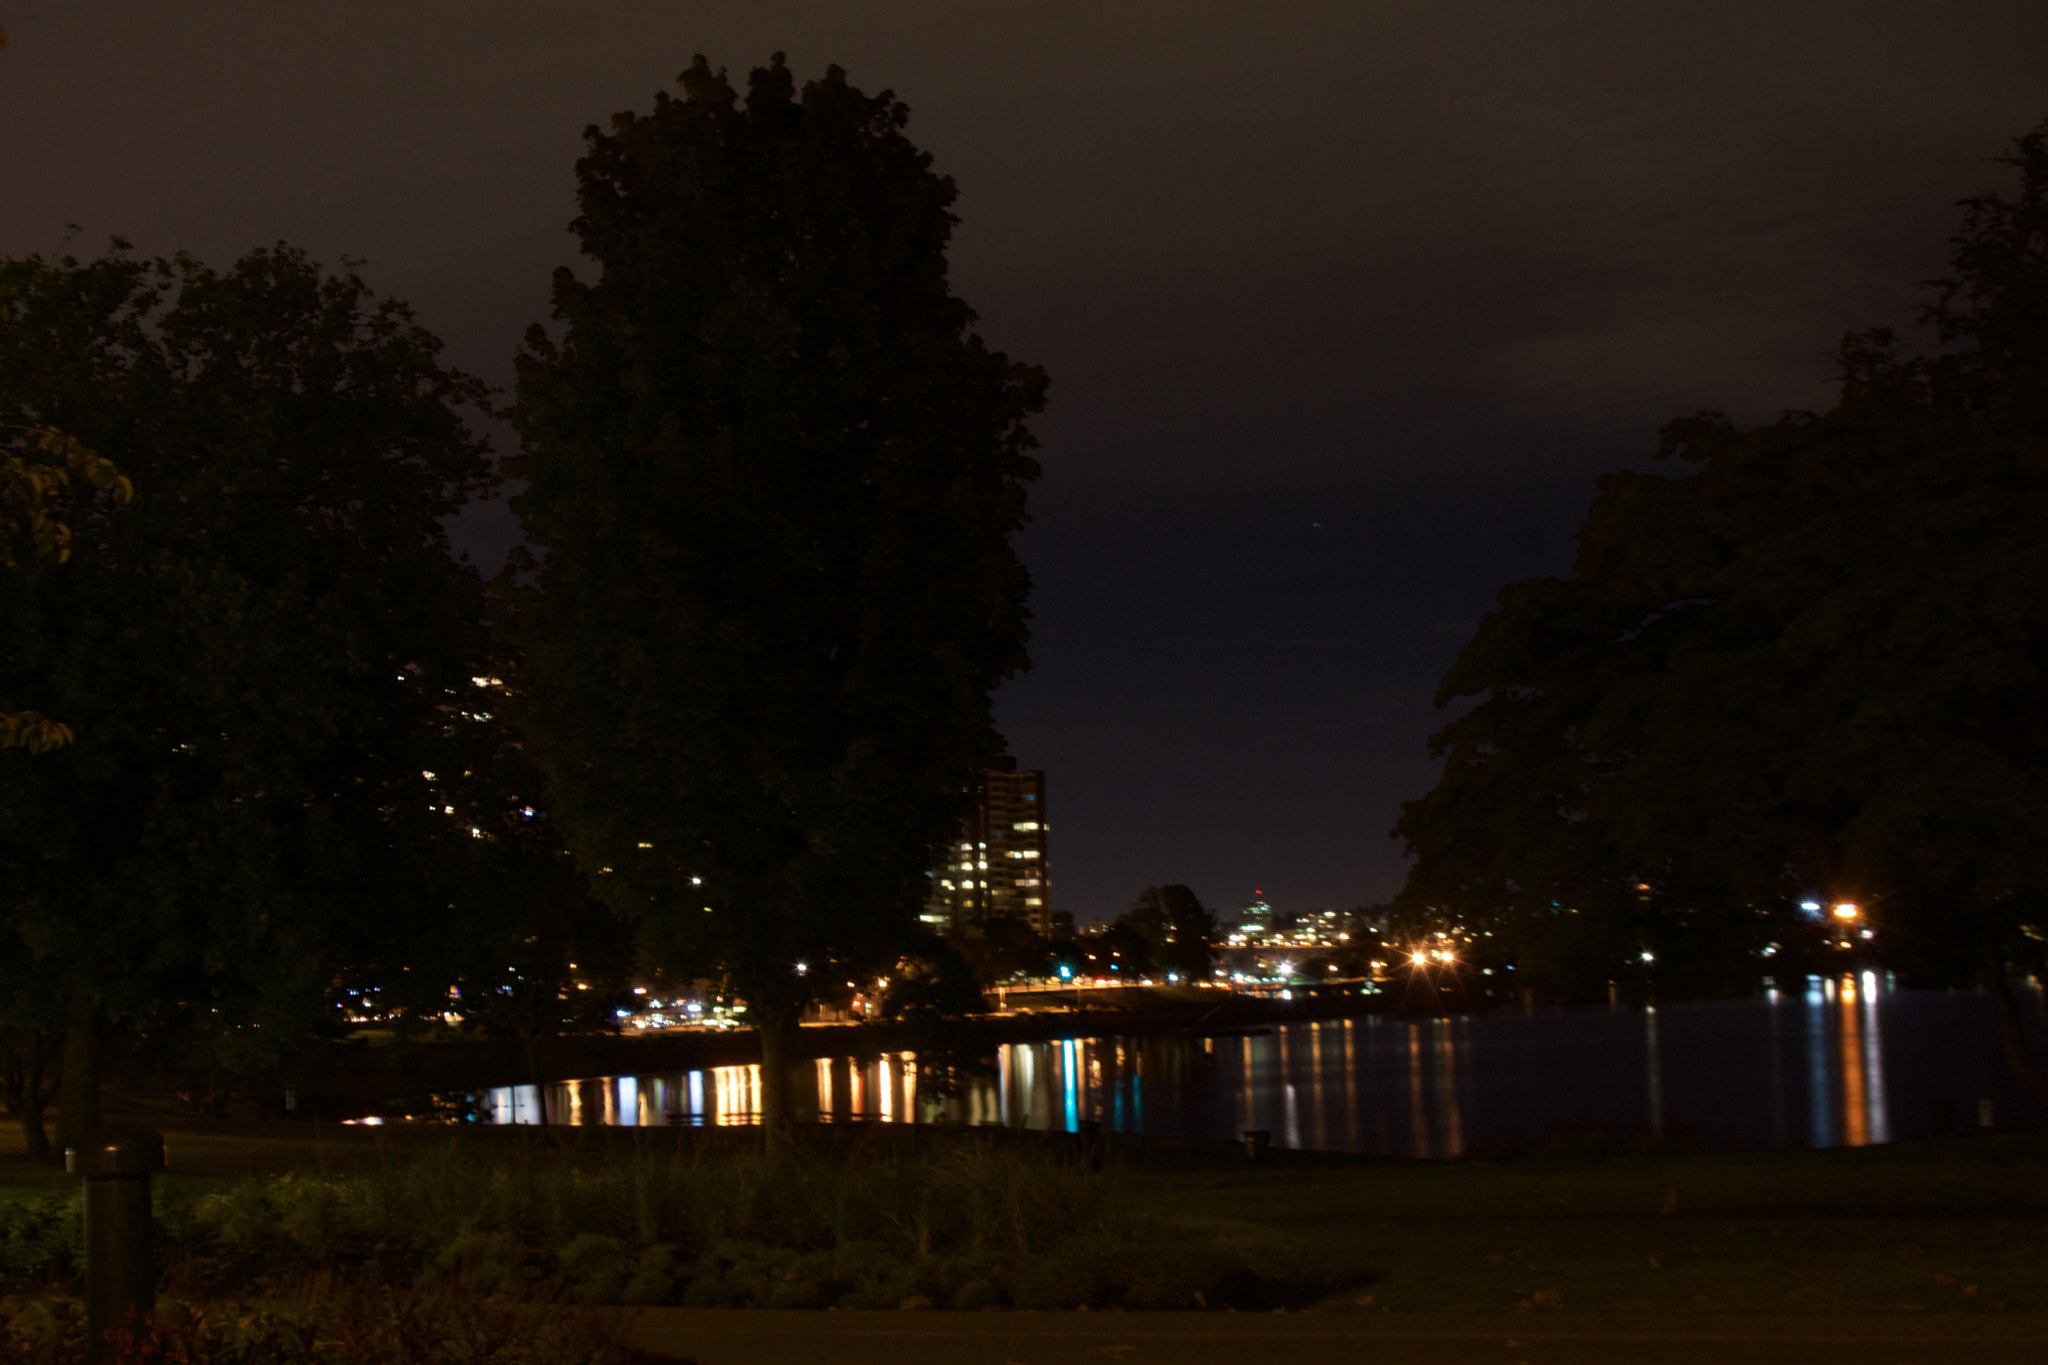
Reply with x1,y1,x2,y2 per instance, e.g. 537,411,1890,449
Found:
65,1127,166,1360
1243,1128,1271,1162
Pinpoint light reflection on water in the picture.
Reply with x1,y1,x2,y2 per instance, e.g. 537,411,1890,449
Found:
480,978,2041,1154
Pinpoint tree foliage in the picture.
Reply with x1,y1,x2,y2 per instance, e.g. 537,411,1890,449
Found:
1119,884,1217,980
1394,125,2048,1094
507,55,1045,1134
0,244,506,1150
0,423,133,754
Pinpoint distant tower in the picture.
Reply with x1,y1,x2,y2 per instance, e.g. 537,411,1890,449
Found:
924,760,1051,936
1237,893,1274,940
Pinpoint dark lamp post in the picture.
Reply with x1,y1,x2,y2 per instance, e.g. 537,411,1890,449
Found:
65,1126,166,1360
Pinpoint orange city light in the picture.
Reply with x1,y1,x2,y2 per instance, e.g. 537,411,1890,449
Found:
1831,903,1860,920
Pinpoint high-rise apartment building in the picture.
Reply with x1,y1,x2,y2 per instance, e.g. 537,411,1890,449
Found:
923,761,1051,936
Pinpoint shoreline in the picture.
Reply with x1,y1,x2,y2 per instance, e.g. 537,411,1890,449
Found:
298,985,1385,1109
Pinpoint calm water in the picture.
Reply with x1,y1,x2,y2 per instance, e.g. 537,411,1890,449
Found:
480,975,2046,1154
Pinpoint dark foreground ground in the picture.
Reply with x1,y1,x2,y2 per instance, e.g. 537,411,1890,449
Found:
618,1307,2048,1365
5,1089,2045,1362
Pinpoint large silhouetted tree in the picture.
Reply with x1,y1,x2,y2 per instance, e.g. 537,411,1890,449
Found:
0,245,497,1155
1395,124,2048,1100
508,55,1044,1141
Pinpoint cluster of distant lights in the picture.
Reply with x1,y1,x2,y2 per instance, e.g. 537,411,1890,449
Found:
1802,900,1876,946
352,900,1887,1035
1226,929,1357,948
622,1004,724,1029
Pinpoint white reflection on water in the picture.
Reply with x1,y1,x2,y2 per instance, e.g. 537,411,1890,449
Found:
1807,976,1834,1148
1645,1006,1664,1140
479,975,2028,1157
1436,1017,1464,1158
1861,972,1890,1145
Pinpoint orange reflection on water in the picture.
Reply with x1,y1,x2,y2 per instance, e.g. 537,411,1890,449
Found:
712,1065,760,1125
1241,1035,1255,1134
1341,1020,1358,1154
1407,1024,1428,1157
1310,1024,1329,1152
1436,1018,1463,1157
1840,974,1867,1146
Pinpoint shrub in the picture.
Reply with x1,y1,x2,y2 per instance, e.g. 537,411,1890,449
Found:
34,1135,1354,1312
0,1193,82,1286
0,1288,632,1365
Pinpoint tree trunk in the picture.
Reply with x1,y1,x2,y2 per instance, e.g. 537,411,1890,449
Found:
17,1028,59,1162
755,998,803,1152
205,1051,229,1119
2,1035,20,1117
53,997,99,1159
1986,955,2048,1109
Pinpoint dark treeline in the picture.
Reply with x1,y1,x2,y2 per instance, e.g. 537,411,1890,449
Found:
1395,125,2048,1106
943,882,1220,987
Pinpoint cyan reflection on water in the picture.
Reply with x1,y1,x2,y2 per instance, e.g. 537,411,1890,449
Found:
482,977,2042,1154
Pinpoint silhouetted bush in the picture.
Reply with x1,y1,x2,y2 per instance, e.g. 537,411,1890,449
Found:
3,1137,1351,1312
0,1288,636,1365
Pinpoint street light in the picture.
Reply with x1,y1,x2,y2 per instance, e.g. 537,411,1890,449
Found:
1831,903,1859,920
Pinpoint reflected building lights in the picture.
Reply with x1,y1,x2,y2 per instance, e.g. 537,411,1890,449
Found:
1644,1006,1664,1141
470,993,1928,1155
1240,1034,1255,1135
1435,1017,1464,1158
1840,974,1868,1146
1341,1018,1360,1154
1407,1023,1429,1158
1806,975,1834,1148
998,1044,1014,1126
1280,1028,1301,1151
1767,987,1788,1149
1862,972,1890,1145
1309,1023,1329,1153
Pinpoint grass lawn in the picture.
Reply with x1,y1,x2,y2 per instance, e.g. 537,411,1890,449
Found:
4,1089,2043,1313
1119,1134,2048,1312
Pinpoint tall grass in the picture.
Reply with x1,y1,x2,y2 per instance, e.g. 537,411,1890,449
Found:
0,1287,632,1365
4,1133,1345,1312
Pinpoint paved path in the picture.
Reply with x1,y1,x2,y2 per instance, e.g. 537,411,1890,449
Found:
622,1310,2048,1365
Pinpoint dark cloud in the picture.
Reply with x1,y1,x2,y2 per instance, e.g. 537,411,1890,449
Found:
3,1,2043,917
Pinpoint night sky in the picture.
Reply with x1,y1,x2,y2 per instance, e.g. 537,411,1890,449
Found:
5,3,2044,922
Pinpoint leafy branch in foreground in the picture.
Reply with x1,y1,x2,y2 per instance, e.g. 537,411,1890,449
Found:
0,423,134,569
0,422,133,753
